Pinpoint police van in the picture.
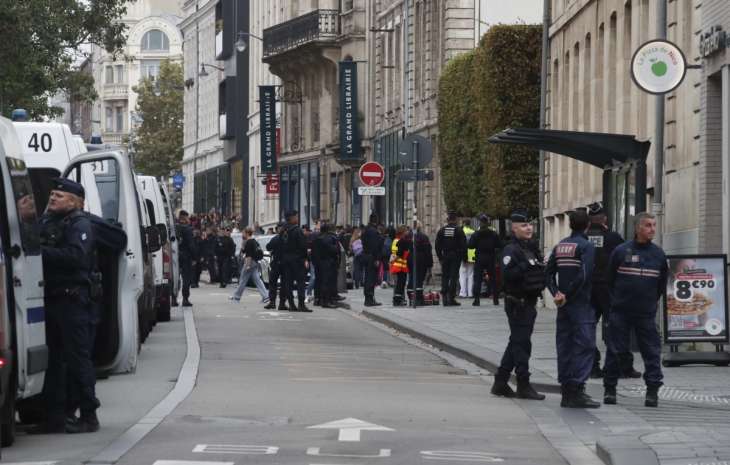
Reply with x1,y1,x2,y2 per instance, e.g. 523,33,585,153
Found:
137,175,175,322
0,117,47,446
159,182,180,306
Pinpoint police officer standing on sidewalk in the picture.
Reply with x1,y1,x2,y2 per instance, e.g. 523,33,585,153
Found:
491,209,546,401
586,202,641,379
362,213,384,307
435,211,467,306
215,227,236,288
33,179,100,434
281,210,311,312
603,212,668,407
264,222,288,310
177,210,196,307
546,210,601,409
312,221,341,308
470,214,503,306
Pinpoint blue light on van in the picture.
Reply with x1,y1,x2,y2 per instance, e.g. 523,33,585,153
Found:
11,109,29,122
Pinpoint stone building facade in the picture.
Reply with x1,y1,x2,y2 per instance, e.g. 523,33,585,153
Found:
543,0,702,255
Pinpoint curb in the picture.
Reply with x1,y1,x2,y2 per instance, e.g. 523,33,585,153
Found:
596,436,660,465
361,308,561,394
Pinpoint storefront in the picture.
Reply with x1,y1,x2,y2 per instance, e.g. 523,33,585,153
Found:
193,164,231,215
279,160,320,227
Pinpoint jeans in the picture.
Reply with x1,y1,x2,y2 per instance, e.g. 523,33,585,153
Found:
306,264,316,296
231,262,268,301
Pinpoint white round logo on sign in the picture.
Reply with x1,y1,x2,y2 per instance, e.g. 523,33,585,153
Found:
705,318,723,337
631,40,687,94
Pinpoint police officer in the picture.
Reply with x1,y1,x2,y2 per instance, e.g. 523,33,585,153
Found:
177,210,196,307
546,210,600,408
215,228,236,288
281,210,311,312
264,222,288,310
435,211,467,306
399,223,434,306
603,212,668,408
312,221,341,308
491,209,545,400
470,214,503,306
362,213,384,307
586,202,640,379
34,179,99,433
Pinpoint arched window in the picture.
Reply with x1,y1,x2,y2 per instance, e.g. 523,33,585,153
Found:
141,29,169,51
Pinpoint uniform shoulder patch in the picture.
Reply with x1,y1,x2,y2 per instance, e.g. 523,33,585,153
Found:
503,255,511,265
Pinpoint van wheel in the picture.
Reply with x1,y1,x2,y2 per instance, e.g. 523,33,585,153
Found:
1,381,16,447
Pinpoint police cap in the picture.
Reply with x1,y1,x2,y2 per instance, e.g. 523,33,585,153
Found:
478,213,489,223
284,209,299,219
51,178,85,199
510,209,530,223
587,202,605,216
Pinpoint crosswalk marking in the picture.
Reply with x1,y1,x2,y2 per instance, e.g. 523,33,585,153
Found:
193,444,279,455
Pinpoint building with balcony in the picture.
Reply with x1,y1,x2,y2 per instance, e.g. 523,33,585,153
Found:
89,0,183,146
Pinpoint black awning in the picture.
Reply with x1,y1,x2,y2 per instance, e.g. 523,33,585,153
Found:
488,128,651,169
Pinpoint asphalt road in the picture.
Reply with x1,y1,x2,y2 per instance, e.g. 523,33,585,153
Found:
112,285,568,465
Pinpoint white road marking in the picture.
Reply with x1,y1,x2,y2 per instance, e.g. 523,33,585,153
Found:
2,462,59,465
153,461,234,465
308,417,394,442
306,447,392,458
421,450,505,462
193,444,279,455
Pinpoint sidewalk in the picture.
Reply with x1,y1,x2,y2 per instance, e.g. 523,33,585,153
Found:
347,287,730,465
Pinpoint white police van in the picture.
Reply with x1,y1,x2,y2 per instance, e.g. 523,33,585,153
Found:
0,117,47,446
159,182,180,306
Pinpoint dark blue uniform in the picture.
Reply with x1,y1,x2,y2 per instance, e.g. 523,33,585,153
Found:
265,233,287,309
435,223,467,305
312,231,340,307
361,223,384,304
546,232,596,387
40,210,98,427
281,223,308,310
469,227,502,305
604,240,668,389
177,222,196,303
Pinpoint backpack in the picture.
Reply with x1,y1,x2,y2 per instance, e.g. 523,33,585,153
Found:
251,238,264,261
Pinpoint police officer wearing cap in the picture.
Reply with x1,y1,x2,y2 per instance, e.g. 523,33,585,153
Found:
34,179,100,433
281,210,311,312
546,210,601,408
177,210,196,307
435,211,467,306
586,202,640,379
491,209,546,401
469,214,503,306
264,222,288,310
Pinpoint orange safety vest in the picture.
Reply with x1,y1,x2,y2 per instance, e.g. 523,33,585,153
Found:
389,237,409,274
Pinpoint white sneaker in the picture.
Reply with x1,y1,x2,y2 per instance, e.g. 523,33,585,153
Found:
305,295,313,304
229,296,240,302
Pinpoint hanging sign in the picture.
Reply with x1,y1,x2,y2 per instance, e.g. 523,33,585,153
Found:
259,86,277,174
266,174,279,194
663,255,729,343
631,39,688,95
339,60,361,160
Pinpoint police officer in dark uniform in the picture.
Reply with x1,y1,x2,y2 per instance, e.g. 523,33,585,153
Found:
177,210,196,307
436,211,467,306
312,221,341,308
264,222,288,310
397,224,433,306
586,202,640,379
603,212,668,408
33,179,100,434
491,209,545,401
281,210,311,312
546,210,601,408
362,213,384,307
469,214,503,306
215,228,236,288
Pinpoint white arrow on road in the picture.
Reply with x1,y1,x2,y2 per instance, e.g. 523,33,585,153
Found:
308,417,394,442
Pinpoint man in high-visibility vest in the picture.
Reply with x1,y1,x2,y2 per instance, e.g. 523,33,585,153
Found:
459,220,476,299
390,225,410,306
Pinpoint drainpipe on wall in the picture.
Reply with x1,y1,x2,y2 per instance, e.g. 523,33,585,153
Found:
193,0,200,213
538,0,550,252
653,0,667,246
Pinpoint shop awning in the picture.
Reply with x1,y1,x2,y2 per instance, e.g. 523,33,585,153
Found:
488,128,651,169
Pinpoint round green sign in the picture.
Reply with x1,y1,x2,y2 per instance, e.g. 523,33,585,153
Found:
631,39,687,95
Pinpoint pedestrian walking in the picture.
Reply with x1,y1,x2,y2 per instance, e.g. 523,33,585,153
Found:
390,225,409,306
32,179,100,434
603,212,668,408
362,214,384,307
229,227,269,303
491,209,546,401
459,220,476,299
281,210,311,312
312,221,340,308
435,211,467,306
586,202,641,379
215,227,236,288
546,210,601,408
264,223,288,310
178,210,196,306
470,214,502,306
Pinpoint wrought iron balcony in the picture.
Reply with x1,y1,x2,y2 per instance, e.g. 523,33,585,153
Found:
263,9,339,60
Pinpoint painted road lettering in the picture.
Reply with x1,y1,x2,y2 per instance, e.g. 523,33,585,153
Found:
306,447,391,458
421,450,505,462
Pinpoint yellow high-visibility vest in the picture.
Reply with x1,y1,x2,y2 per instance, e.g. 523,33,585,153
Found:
463,225,476,263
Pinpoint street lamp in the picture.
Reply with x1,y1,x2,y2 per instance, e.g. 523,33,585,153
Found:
234,31,263,53
199,63,225,77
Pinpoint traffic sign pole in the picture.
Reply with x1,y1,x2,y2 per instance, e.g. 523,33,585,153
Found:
411,139,419,308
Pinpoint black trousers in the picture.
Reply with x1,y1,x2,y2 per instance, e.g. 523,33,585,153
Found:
313,259,323,300
393,272,407,303
591,286,634,372
283,258,306,304
206,255,219,282
440,256,461,300
408,265,427,293
319,259,337,302
193,258,202,286
216,255,232,285
499,297,537,381
473,258,498,301
362,254,378,300
180,256,193,300
268,262,285,303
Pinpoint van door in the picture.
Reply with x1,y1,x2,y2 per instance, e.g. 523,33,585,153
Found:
159,183,179,298
63,151,142,373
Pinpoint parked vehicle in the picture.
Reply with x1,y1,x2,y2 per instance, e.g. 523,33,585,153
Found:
158,182,180,307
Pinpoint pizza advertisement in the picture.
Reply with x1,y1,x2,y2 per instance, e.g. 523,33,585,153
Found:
663,255,729,343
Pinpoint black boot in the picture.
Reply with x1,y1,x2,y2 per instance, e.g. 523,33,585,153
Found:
562,384,599,408
516,378,545,401
182,299,193,307
288,298,297,311
415,291,426,306
560,384,571,407
263,301,276,310
493,297,500,306
322,300,338,309
277,302,288,311
621,368,642,379
298,301,312,312
490,369,516,398
66,412,100,434
442,293,451,306
603,385,617,405
364,298,382,307
645,385,659,407
451,297,461,306
472,298,480,307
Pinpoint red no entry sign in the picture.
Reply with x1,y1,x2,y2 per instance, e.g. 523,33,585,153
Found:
359,162,385,186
